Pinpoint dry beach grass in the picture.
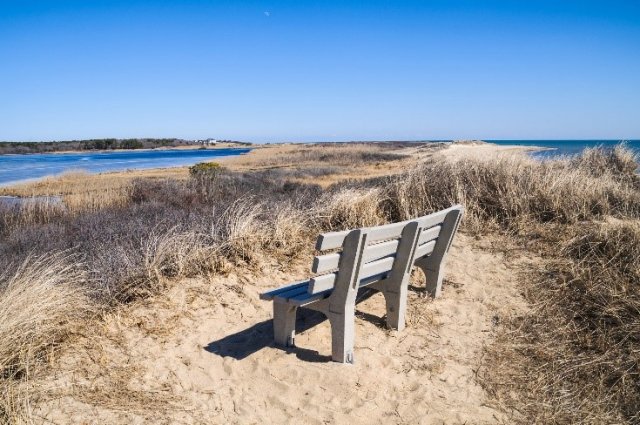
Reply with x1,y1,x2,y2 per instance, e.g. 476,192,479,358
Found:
400,144,640,423
0,142,639,423
0,254,95,422
483,220,640,423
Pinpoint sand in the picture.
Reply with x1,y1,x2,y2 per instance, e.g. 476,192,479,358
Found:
31,232,534,424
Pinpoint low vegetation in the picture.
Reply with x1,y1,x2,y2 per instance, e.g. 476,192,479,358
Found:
0,142,638,423
249,143,412,168
228,143,427,185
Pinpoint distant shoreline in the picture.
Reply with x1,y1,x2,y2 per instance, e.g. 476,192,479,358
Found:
0,141,548,189
6,140,633,190
0,146,252,188
0,143,253,157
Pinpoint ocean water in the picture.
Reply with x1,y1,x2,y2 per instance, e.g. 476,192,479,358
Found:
0,148,251,186
487,140,640,158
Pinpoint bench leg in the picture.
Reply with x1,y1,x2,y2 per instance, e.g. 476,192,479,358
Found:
422,265,444,298
273,301,297,347
383,284,408,331
328,310,355,364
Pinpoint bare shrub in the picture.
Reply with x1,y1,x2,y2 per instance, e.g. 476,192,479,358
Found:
189,162,227,200
129,178,196,208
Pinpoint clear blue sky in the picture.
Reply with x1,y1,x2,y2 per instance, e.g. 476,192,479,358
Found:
1,0,639,142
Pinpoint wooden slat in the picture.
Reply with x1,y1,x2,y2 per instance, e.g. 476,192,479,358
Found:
415,206,461,230
362,239,399,264
308,273,337,294
270,284,310,301
309,256,396,295
259,280,310,300
309,206,463,293
417,225,442,245
312,239,400,274
286,289,332,306
315,230,350,251
360,256,395,280
365,221,406,243
359,272,389,288
312,252,341,274
413,240,437,260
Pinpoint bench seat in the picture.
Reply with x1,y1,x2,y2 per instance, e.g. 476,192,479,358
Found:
261,272,392,307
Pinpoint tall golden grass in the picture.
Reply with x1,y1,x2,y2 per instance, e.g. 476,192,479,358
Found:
393,146,639,424
0,254,93,377
482,220,640,423
316,188,386,230
384,149,639,233
0,254,94,422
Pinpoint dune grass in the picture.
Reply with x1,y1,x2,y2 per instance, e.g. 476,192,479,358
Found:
383,148,639,231
380,144,639,423
0,142,638,423
480,220,640,423
0,254,95,423
389,145,639,424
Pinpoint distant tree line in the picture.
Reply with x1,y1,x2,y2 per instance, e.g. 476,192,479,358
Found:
214,140,253,146
0,138,198,155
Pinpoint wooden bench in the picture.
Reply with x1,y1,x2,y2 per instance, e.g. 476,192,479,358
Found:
260,205,463,363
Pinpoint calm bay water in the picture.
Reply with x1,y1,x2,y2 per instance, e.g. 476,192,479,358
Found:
0,148,251,186
487,140,640,157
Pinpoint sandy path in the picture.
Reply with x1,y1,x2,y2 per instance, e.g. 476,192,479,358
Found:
33,233,532,424
442,142,546,161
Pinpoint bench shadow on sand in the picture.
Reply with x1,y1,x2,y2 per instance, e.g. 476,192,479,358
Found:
204,289,388,363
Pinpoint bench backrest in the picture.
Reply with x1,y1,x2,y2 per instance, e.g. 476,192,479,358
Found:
412,205,464,269
309,205,464,297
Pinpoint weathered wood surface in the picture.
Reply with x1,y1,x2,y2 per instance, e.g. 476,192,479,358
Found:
312,238,401,275
259,280,309,301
